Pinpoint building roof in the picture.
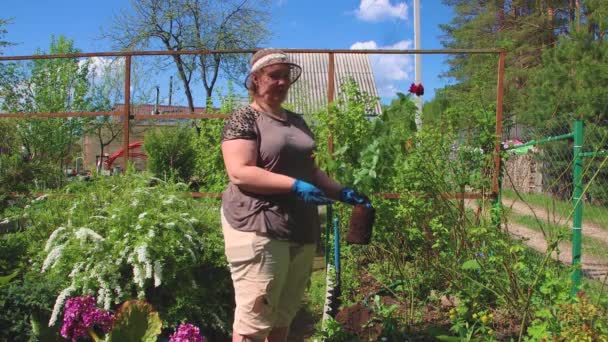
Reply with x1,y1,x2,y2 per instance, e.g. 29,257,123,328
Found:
285,53,382,115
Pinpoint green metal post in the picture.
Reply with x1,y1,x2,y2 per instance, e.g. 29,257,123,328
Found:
492,153,504,230
571,120,584,297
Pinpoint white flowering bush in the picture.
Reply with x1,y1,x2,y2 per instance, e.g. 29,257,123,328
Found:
27,172,229,333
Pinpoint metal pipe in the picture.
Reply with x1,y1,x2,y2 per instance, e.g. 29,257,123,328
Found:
413,0,422,131
504,132,574,150
0,48,506,61
327,52,335,160
571,120,584,297
0,111,122,118
492,51,506,196
333,216,340,288
154,86,160,114
122,56,131,174
325,205,333,267
580,150,608,157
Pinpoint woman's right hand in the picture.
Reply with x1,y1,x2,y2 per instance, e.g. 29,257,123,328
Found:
291,179,333,205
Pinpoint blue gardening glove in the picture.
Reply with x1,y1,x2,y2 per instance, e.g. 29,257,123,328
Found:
340,187,371,207
292,179,333,205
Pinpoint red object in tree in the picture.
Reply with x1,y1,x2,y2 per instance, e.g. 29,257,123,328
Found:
408,83,424,97
104,142,147,170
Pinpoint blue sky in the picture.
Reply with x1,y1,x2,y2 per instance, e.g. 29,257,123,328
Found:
0,0,455,105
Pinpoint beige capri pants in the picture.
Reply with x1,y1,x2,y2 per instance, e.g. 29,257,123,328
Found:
220,210,316,340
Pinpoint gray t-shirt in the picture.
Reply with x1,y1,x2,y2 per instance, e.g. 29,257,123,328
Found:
220,105,320,243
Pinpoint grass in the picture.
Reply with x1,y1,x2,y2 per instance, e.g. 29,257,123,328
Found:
502,189,608,229
509,212,608,260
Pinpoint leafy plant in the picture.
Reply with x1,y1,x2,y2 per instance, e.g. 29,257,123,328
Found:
27,172,230,334
106,300,162,342
144,125,196,181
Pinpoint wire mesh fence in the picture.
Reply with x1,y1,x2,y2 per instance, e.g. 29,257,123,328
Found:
501,119,608,282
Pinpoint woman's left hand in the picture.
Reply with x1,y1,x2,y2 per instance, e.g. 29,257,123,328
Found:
340,187,371,206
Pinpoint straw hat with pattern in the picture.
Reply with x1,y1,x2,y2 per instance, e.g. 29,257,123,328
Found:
245,48,302,90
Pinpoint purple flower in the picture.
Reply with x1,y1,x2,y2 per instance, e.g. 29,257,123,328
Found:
60,296,113,342
169,323,204,342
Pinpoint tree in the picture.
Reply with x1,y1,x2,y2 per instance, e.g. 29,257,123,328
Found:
86,58,127,172
0,17,15,54
103,0,270,112
2,35,93,185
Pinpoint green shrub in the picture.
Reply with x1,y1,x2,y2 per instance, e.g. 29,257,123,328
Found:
144,125,196,181
0,271,64,342
24,173,232,336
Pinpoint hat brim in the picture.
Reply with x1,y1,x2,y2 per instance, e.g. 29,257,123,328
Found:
244,62,302,90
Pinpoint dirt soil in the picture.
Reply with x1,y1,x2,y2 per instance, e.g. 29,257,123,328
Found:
466,198,608,280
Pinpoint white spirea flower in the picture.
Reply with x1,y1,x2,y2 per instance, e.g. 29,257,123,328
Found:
135,244,149,264
45,227,66,252
114,285,123,302
138,212,148,220
153,260,163,287
49,285,75,327
42,245,65,272
187,248,196,261
131,199,139,207
163,195,176,205
132,264,145,288
69,262,84,278
75,227,104,242
166,222,176,229
145,262,153,279
97,287,106,307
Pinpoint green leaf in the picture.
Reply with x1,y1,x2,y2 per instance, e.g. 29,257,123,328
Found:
105,300,162,342
436,335,462,342
461,260,481,271
0,269,19,287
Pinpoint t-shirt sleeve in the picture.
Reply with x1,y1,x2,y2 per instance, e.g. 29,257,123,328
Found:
221,107,258,142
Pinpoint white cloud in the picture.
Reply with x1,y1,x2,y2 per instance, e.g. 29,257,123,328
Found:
86,57,124,80
350,40,414,97
355,0,408,22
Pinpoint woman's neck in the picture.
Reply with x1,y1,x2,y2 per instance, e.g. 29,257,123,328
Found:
251,100,286,120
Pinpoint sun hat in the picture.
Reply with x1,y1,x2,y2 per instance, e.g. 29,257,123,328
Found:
244,48,302,90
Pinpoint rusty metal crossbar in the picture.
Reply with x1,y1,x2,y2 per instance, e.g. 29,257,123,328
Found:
0,48,505,200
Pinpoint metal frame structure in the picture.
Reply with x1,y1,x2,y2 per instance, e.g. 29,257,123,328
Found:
0,48,506,200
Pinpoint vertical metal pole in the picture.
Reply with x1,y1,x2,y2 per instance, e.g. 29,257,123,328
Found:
325,205,332,266
413,0,422,131
571,119,584,297
327,52,335,159
122,55,132,173
333,216,340,287
492,51,506,228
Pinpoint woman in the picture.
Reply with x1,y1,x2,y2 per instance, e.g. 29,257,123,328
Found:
220,48,370,342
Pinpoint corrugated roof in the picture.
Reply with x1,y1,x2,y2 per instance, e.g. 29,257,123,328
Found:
285,53,382,115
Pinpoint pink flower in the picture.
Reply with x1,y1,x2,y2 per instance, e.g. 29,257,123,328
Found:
169,323,204,342
60,296,113,342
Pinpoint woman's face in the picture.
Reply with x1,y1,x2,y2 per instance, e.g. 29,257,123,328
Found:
252,63,292,104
